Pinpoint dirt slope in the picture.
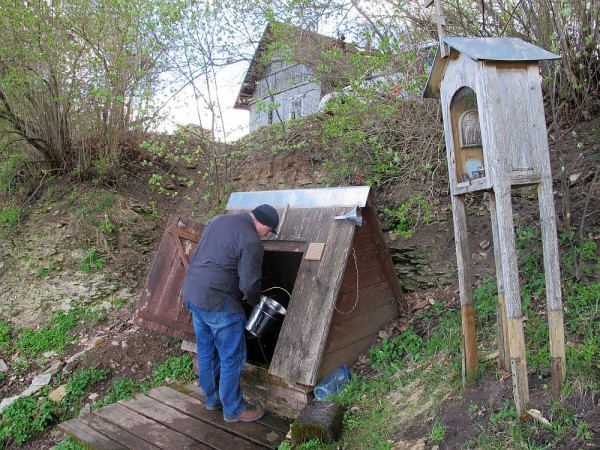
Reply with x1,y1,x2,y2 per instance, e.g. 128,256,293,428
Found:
0,114,598,448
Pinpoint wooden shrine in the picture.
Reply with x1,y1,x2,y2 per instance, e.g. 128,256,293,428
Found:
134,186,405,418
424,36,566,416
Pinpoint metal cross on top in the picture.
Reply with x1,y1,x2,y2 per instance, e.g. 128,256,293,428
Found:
425,0,449,57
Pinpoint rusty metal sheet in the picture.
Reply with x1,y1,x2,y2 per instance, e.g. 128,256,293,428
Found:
134,215,203,342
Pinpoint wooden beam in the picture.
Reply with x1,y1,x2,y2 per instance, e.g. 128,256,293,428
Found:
78,413,161,450
489,192,510,369
494,186,529,416
59,419,129,450
451,194,478,380
538,161,566,395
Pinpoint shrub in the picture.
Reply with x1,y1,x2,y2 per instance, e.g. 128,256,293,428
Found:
153,354,195,386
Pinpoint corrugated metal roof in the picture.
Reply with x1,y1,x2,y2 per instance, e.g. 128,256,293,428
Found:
226,186,371,210
443,37,560,61
423,37,560,98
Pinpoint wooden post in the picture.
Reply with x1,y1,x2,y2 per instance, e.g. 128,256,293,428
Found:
488,192,510,370
538,175,567,399
493,186,529,416
450,194,478,381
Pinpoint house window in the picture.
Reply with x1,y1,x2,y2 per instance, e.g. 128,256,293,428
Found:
290,97,303,120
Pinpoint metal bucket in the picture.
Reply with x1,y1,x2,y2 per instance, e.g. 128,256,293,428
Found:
246,295,287,338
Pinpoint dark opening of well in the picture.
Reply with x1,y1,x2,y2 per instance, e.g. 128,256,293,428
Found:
244,249,303,365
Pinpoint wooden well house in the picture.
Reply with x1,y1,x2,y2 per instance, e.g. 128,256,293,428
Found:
135,186,404,418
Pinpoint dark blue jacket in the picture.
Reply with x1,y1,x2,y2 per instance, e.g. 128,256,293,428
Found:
182,213,263,313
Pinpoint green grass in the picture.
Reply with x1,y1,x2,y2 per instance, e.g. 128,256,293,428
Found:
292,276,599,449
152,354,196,386
15,310,79,357
53,436,87,450
0,319,12,352
4,304,113,359
93,378,144,409
0,366,109,446
80,247,106,272
0,204,20,228
429,420,447,443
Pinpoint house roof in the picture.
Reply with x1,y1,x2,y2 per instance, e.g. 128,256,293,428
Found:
423,37,561,98
233,22,356,110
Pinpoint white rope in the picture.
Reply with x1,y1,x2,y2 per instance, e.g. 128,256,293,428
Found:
261,285,291,298
335,247,360,315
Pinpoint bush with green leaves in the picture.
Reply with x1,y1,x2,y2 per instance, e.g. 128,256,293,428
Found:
54,436,87,450
15,310,79,357
152,354,195,386
81,247,106,272
369,327,424,372
0,319,12,353
65,366,110,402
0,204,20,228
0,366,110,446
93,378,147,409
384,196,433,239
0,394,56,445
11,305,109,358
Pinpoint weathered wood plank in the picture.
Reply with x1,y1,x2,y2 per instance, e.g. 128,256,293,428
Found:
318,333,378,381
145,386,285,449
324,302,398,354
362,200,404,309
241,366,311,420
263,240,308,253
270,207,356,386
59,418,128,450
351,230,378,253
93,402,210,449
331,281,395,323
352,249,384,271
121,394,263,450
450,195,478,379
489,192,510,370
184,379,300,426
339,265,389,294
79,413,162,450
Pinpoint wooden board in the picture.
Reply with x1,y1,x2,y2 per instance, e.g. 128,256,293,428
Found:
324,301,398,354
59,384,289,450
59,419,128,450
79,413,161,450
269,207,356,386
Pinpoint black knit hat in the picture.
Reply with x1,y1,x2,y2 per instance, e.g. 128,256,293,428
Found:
251,204,279,234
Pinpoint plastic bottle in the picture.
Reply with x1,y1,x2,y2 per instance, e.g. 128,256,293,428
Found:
313,364,351,400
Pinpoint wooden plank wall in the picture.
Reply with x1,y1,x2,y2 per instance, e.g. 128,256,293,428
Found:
134,215,202,342
318,206,400,379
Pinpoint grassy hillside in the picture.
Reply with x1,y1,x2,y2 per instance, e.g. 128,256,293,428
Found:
0,105,598,448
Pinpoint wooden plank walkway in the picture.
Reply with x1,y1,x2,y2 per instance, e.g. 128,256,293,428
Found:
59,384,291,449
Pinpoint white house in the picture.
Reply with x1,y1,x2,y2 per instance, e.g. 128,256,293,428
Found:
234,23,355,132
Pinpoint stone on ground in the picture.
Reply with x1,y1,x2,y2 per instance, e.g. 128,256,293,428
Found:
291,400,344,445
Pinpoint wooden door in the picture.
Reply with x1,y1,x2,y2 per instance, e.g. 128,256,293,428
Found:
134,215,203,342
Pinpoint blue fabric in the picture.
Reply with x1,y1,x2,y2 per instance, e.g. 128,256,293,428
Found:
186,300,247,419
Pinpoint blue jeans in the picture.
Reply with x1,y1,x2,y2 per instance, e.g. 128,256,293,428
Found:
185,300,247,419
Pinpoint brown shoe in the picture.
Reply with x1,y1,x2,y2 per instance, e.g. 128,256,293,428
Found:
224,406,264,422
